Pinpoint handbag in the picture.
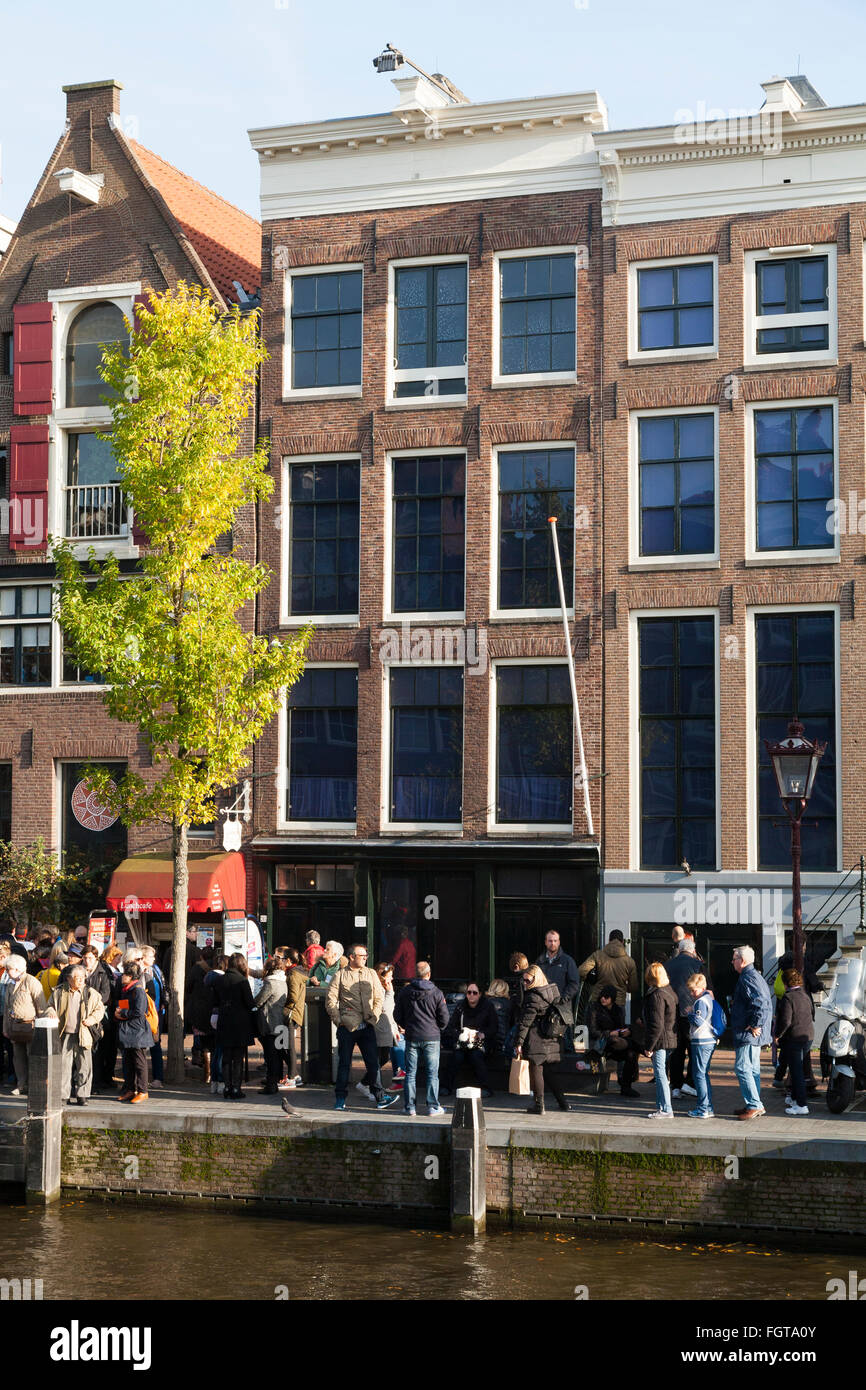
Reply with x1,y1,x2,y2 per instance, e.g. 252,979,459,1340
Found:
8,1018,34,1044
508,1057,531,1095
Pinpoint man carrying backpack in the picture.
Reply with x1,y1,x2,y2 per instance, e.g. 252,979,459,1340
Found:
683,972,723,1118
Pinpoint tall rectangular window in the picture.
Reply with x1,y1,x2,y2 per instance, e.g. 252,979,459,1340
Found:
496,665,572,824
637,262,714,351
288,459,360,616
0,585,51,686
756,612,836,869
0,765,10,843
288,668,358,822
290,270,362,390
639,413,714,556
392,454,465,613
754,405,834,552
755,256,829,354
393,262,467,398
66,433,126,540
499,254,575,376
390,668,463,823
498,448,574,610
639,617,716,869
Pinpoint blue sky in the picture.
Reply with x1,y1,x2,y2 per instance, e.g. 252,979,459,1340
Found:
1,0,864,224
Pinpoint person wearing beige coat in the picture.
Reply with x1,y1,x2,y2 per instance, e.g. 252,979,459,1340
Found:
326,944,398,1111
48,966,106,1105
2,954,48,1096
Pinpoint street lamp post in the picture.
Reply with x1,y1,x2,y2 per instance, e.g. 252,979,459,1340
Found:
764,719,826,973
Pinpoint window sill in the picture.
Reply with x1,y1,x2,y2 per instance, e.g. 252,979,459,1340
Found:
276,822,358,835
279,615,360,627
383,611,465,627
627,349,718,367
491,373,576,390
489,610,572,623
628,557,720,571
742,356,837,372
380,824,463,836
384,396,467,411
54,406,113,428
744,552,840,567
281,387,363,402
66,539,139,561
487,824,574,836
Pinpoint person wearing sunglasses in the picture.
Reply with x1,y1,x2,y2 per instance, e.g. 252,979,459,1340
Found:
440,981,499,1098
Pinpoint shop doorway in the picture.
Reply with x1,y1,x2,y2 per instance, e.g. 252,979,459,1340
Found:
376,870,473,991
631,922,764,1037
271,895,354,952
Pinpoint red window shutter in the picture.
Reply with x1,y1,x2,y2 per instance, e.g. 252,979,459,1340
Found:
13,302,53,415
9,424,49,550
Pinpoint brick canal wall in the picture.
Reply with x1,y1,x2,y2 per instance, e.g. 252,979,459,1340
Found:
57,1115,866,1237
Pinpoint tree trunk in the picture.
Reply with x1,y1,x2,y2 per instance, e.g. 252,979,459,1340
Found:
166,819,190,1086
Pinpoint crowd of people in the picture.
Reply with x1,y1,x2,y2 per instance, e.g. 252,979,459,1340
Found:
0,921,822,1122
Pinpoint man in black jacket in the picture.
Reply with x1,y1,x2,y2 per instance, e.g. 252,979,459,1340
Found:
537,930,579,1050
394,962,450,1116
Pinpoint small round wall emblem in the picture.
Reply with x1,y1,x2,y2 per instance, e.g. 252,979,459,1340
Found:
71,779,119,832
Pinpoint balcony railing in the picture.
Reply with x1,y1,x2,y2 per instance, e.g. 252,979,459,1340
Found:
65,484,129,540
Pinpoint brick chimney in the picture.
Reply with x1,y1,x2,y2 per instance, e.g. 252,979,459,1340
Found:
61,80,122,173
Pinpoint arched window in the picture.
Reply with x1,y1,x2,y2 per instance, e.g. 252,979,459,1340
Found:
65,302,128,407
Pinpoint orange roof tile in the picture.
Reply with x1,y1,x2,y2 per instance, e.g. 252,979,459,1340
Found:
128,139,261,303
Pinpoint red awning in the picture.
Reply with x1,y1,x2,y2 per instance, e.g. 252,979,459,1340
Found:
106,850,246,915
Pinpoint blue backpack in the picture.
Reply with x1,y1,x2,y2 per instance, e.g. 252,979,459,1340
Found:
709,997,727,1039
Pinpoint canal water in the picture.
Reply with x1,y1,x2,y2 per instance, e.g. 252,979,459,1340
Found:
0,1200,850,1300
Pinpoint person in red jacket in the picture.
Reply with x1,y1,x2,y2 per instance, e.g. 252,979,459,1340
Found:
390,927,417,982
302,931,325,972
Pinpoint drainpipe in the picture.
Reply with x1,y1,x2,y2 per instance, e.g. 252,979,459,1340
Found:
549,515,594,838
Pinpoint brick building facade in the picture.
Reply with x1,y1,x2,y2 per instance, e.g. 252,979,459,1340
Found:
248,75,605,985
0,79,260,940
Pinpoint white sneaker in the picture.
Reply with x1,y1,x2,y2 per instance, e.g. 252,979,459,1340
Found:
278,1079,296,1090
10,1088,21,1097
681,1084,698,1097
292,1076,303,1087
786,1103,809,1116
355,1082,373,1100
646,1109,673,1119
671,1088,683,1098
210,1080,219,1095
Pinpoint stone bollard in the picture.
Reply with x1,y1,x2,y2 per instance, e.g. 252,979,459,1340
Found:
450,1086,486,1234
25,1017,62,1205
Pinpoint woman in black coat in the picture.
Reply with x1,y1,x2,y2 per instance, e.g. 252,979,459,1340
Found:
440,982,500,1097
115,964,152,1103
640,961,679,1118
587,987,641,1098
514,964,571,1115
212,953,256,1099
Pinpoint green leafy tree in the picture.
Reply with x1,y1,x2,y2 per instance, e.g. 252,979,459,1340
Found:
0,838,65,933
54,284,310,1084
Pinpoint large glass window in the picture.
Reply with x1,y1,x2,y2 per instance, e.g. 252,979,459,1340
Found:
498,448,574,609
637,263,714,352
0,765,10,843
755,256,829,354
393,262,467,398
288,460,360,616
754,405,834,551
756,612,836,869
639,413,714,556
0,586,51,687
390,667,463,823
65,302,127,407
288,668,358,822
392,455,465,612
496,665,572,824
499,254,575,376
639,617,716,869
66,433,126,539
290,270,362,390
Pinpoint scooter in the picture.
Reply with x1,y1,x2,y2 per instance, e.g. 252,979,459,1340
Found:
816,949,866,1114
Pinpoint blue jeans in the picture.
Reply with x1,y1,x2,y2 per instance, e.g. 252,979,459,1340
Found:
336,1024,382,1102
734,1041,762,1110
691,1042,715,1114
405,1040,440,1111
390,1039,406,1074
150,1040,164,1082
651,1048,672,1113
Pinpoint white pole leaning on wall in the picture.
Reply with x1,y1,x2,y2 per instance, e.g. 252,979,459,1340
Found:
548,516,594,839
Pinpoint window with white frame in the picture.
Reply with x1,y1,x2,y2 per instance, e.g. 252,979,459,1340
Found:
391,454,465,614
285,458,360,618
286,668,358,822
65,302,127,408
287,267,362,393
637,412,715,558
632,258,716,358
495,664,572,825
0,585,52,687
495,252,576,382
389,667,463,823
390,260,467,401
753,403,835,553
496,447,574,611
745,246,836,366
65,432,127,541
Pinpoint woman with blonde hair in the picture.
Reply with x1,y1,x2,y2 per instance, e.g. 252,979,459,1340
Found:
684,972,717,1118
514,963,571,1115
641,960,678,1119
38,941,69,1001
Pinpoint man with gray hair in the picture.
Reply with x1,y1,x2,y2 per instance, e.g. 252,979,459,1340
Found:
309,940,343,988
326,943,399,1111
730,945,773,1120
47,964,105,1107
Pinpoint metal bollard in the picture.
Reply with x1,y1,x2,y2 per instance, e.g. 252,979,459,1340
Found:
450,1086,486,1234
25,1018,62,1205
